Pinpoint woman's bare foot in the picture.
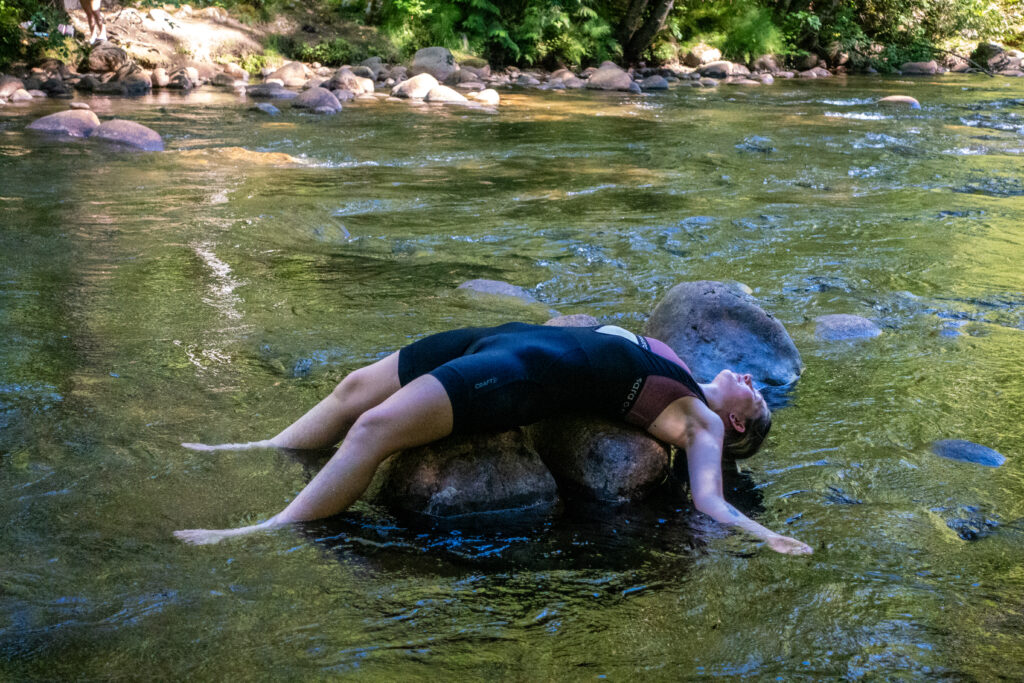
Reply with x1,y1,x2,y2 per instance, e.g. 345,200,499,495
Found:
181,439,276,452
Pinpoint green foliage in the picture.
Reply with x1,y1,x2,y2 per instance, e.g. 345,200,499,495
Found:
376,0,620,66
673,0,784,62
295,36,355,65
0,1,22,67
0,0,75,67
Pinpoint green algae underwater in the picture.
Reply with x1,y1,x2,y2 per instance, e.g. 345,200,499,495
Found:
2,76,1024,678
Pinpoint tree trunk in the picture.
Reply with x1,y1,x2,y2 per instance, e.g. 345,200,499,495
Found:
624,0,674,64
619,0,650,45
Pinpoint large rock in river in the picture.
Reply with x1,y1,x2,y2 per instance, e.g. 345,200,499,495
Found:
267,61,309,87
410,46,459,83
26,109,101,137
374,430,558,517
391,72,438,99
292,86,342,113
586,63,634,91
643,281,802,385
87,42,128,73
90,119,164,151
527,416,670,503
0,75,25,99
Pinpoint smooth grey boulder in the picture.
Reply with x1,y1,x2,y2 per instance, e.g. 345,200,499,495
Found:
751,54,781,72
87,42,128,73
527,416,670,503
375,430,558,517
425,84,468,103
683,43,721,67
246,83,298,99
878,95,921,109
326,67,372,95
644,281,802,385
640,75,669,90
457,279,537,303
410,46,459,83
250,102,280,116
586,64,633,91
90,119,164,151
0,75,25,99
267,61,308,87
699,61,749,79
26,109,101,137
901,60,940,75
390,72,438,99
932,440,1006,467
292,86,342,113
9,88,32,102
815,314,882,341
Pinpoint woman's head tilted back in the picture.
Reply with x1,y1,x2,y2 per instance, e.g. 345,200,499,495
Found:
723,401,771,460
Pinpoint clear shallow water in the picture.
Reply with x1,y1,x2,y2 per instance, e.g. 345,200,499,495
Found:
2,75,1024,678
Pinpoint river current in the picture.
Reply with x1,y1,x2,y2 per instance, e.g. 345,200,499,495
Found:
2,75,1024,678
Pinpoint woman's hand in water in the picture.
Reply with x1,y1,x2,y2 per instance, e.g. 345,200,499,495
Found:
765,534,813,555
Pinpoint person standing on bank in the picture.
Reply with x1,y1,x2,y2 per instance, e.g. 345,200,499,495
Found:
66,0,106,44
176,322,813,556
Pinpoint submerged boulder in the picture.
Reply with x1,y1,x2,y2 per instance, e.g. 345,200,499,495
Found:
26,109,101,137
457,279,537,303
643,281,802,385
90,119,164,151
375,430,558,517
931,440,1006,467
814,314,882,341
246,82,298,99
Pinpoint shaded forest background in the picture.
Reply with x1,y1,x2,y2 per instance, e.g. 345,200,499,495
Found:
3,0,1023,71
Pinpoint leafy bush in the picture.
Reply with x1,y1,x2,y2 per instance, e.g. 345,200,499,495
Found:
377,0,619,67
295,36,356,65
0,0,22,67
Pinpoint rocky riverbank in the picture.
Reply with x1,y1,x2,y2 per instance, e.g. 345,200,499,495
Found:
1,2,1022,114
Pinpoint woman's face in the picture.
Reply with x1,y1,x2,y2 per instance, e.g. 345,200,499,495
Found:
712,369,767,428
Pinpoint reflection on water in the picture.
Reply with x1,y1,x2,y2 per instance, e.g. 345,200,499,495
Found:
2,76,1024,679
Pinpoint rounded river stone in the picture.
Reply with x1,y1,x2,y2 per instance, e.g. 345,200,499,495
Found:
931,440,1006,467
815,314,882,341
375,430,558,517
644,280,802,385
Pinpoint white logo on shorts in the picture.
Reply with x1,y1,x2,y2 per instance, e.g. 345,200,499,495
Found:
475,377,498,389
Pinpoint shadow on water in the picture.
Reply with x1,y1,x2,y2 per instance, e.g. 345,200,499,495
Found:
291,454,766,579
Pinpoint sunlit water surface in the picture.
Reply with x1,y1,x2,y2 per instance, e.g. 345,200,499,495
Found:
2,76,1024,679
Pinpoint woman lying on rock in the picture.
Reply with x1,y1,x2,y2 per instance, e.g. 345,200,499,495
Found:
176,322,812,555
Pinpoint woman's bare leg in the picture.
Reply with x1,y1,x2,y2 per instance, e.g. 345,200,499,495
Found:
174,374,453,545
89,0,105,43
182,352,403,452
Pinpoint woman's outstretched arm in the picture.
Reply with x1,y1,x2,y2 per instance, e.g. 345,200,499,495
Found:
648,399,812,556
175,374,453,545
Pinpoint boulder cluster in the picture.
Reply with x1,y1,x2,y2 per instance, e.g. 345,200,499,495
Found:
26,109,163,150
374,280,806,519
4,37,1021,114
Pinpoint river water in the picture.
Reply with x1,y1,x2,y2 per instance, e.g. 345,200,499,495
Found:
2,75,1024,678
